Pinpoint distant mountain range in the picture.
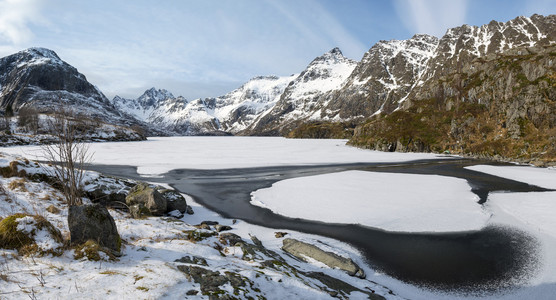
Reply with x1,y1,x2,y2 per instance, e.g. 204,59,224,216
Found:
0,14,554,164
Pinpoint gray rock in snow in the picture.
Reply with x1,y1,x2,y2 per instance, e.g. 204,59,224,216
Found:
282,238,365,278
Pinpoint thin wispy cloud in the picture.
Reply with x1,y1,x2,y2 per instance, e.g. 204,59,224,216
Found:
0,0,548,100
0,0,44,45
393,0,469,37
266,0,367,59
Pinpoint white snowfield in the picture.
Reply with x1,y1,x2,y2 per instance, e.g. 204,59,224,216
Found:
0,136,448,176
251,170,490,232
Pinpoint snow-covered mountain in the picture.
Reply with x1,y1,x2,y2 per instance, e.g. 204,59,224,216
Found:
112,75,296,135
321,34,439,119
349,14,556,164
111,11,554,137
0,47,152,140
115,89,221,135
113,48,357,136
245,48,358,135
1,14,553,142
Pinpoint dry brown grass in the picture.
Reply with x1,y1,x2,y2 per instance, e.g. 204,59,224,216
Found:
8,178,27,192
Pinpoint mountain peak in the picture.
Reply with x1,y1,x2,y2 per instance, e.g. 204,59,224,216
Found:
22,47,61,60
0,47,66,68
140,87,174,100
309,47,355,67
328,47,343,55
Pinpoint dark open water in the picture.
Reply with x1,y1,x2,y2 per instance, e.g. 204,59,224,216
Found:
87,158,551,292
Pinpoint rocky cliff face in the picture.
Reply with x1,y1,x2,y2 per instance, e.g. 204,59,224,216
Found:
323,35,439,119
0,48,102,111
349,14,556,165
0,48,149,140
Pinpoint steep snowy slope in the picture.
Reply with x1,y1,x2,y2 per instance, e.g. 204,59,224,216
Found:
244,48,358,135
323,34,439,119
212,75,297,133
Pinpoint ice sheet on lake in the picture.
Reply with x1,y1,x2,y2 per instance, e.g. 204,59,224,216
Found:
489,191,556,237
0,136,449,175
251,170,490,232
465,165,556,189
486,191,556,299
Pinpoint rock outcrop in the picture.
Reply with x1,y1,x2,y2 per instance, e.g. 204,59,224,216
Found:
350,16,556,165
0,48,151,140
126,183,167,217
282,238,365,278
68,204,121,253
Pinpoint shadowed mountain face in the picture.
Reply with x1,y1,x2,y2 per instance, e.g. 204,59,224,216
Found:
0,48,159,138
0,48,110,115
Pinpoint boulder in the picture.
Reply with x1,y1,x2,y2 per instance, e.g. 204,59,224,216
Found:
68,204,121,253
129,203,151,219
126,183,167,216
214,225,232,232
282,238,365,278
219,233,243,246
275,231,288,238
85,186,127,209
159,189,188,213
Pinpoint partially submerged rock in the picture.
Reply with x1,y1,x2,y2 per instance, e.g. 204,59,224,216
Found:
68,204,121,253
282,238,365,278
126,183,167,216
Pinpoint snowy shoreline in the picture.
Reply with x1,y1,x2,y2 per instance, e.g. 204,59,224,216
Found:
2,137,556,299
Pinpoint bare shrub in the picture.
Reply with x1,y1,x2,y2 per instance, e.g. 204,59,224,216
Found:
42,108,93,206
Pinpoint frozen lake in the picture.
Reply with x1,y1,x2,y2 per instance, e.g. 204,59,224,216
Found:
3,136,556,298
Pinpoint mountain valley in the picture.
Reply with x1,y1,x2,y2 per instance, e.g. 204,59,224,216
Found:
0,14,554,164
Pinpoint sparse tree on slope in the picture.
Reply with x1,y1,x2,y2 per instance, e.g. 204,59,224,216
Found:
42,108,92,206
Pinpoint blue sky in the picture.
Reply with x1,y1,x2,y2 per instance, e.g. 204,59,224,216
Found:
0,0,554,99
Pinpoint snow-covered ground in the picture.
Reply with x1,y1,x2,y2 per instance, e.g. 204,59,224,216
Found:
0,152,396,300
251,170,490,232
0,136,448,176
1,138,556,299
